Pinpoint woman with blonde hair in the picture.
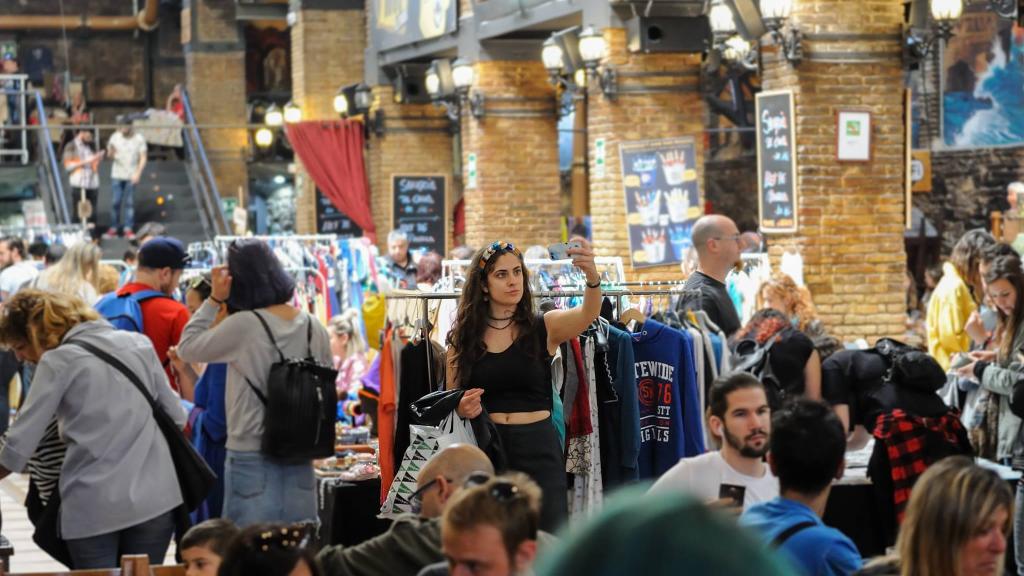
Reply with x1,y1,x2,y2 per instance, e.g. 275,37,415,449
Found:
0,290,186,568
328,308,367,397
31,242,101,303
857,456,1012,576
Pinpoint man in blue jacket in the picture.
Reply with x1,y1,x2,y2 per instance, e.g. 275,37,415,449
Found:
740,399,862,576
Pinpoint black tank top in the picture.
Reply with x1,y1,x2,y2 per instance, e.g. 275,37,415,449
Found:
466,316,552,413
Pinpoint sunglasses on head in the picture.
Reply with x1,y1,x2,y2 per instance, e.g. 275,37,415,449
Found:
254,525,310,552
480,241,521,268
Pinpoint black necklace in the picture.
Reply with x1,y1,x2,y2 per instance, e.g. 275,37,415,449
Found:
487,318,514,330
488,314,514,321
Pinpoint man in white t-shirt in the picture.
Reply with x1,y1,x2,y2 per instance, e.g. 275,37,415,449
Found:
105,117,147,240
0,237,39,301
649,372,778,510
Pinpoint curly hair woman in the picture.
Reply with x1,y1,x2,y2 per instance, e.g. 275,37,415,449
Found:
0,290,186,568
759,273,819,333
446,237,602,531
734,308,821,409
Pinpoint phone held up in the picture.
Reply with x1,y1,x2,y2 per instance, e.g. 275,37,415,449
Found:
719,483,746,507
547,241,582,261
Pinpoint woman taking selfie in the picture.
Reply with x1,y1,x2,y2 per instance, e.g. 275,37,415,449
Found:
446,238,602,532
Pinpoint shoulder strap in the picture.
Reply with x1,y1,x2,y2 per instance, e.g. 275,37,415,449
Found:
306,314,313,359
127,289,171,303
64,338,158,409
250,310,286,363
771,521,817,548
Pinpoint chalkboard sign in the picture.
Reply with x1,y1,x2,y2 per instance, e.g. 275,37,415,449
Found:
619,137,702,269
315,189,362,237
392,175,447,256
756,90,798,233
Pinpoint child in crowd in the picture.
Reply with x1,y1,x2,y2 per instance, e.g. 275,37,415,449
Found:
180,518,239,576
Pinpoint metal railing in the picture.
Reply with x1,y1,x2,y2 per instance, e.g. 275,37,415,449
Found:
0,74,29,164
181,89,230,237
32,91,69,224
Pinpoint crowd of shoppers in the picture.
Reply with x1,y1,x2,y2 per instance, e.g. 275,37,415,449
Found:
0,216,1019,576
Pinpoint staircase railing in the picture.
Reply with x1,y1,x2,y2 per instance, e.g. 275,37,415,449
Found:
32,91,70,225
180,89,230,237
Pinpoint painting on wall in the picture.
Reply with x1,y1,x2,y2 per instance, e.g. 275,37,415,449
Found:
943,5,1024,148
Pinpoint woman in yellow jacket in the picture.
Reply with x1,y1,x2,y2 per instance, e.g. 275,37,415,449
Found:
927,230,995,370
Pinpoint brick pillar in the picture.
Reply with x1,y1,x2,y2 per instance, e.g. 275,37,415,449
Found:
182,0,248,202
291,5,366,234
761,0,907,341
461,60,561,249
587,29,706,281
366,86,455,253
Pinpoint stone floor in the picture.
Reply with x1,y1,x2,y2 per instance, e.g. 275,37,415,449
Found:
0,474,177,573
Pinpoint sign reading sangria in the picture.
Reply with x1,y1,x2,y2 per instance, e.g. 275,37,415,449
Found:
619,137,702,269
755,90,799,233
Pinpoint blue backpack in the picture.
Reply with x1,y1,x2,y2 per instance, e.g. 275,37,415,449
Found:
94,289,170,333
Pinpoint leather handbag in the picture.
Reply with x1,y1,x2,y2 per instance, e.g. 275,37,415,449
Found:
66,339,215,512
411,388,465,425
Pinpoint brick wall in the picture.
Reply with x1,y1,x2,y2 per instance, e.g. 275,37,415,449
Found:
460,60,561,250
367,86,455,252
291,7,365,234
587,29,706,281
761,0,907,342
184,0,247,200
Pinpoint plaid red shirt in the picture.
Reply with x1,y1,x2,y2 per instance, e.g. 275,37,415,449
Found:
872,408,968,522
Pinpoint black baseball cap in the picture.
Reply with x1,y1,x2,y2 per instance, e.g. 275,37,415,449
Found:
138,237,191,270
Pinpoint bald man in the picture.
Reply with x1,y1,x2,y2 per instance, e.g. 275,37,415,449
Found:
318,444,495,576
677,215,743,336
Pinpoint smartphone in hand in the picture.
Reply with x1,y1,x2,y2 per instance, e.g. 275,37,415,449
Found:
719,483,746,507
547,241,582,261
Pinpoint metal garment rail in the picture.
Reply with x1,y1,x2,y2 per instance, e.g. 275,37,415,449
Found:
383,287,699,385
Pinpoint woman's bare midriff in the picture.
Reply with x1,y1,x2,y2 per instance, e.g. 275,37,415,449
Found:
489,410,551,425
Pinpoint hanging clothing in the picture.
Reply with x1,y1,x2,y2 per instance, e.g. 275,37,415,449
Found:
570,337,603,518
393,340,444,474
632,318,705,479
606,325,640,480
378,329,398,503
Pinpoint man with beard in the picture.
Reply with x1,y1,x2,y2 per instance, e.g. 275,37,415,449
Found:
649,373,777,511
740,399,860,575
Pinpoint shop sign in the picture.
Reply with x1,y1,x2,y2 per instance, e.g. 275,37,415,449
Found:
619,137,702,269
911,151,932,193
374,0,457,51
392,174,447,256
755,90,798,233
316,188,362,237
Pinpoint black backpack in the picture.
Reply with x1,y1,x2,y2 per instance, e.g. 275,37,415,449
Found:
731,336,785,408
245,311,338,460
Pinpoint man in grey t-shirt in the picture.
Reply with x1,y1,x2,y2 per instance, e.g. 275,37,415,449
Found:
677,215,742,337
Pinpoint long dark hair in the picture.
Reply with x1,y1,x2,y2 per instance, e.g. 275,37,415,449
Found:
446,243,537,387
982,254,1024,360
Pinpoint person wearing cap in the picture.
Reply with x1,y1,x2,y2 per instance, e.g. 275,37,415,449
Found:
105,116,147,240
116,237,191,391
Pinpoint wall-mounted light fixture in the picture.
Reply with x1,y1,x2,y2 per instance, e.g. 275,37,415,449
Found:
333,87,349,117
283,100,302,124
254,127,274,149
426,59,461,122
264,104,283,128
578,26,617,98
904,0,964,62
541,27,586,94
759,0,802,65
708,1,759,71
333,83,384,136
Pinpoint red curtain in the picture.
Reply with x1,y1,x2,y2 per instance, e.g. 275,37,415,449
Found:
285,120,376,242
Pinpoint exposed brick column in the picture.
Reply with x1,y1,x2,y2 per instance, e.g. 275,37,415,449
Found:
366,86,455,253
182,0,248,202
460,60,561,250
761,0,907,341
587,29,706,281
290,5,365,233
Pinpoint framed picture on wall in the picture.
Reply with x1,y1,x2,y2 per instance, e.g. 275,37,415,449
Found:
836,110,872,162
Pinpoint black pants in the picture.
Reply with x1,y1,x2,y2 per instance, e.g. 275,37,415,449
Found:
494,418,568,532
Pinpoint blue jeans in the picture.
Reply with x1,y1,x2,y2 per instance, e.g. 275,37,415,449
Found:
111,179,135,232
66,509,175,569
223,449,316,527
